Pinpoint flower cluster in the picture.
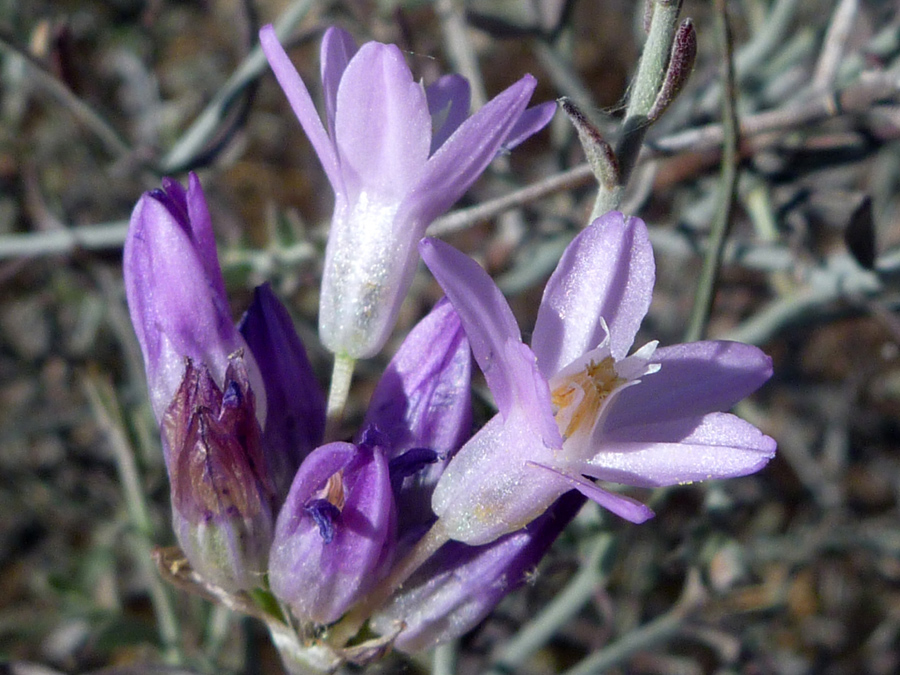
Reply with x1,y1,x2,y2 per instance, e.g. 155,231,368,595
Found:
124,24,776,674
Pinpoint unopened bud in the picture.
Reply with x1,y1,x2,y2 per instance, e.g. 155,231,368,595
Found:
560,97,620,189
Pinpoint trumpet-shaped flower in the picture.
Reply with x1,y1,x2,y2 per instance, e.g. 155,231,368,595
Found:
259,25,555,359
420,211,777,546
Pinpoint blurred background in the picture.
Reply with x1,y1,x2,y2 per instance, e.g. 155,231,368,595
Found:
2,0,900,673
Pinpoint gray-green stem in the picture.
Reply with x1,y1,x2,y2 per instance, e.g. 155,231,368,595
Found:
684,0,739,343
592,0,683,218
324,353,355,441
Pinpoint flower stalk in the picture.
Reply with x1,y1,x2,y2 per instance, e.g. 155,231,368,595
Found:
591,0,688,218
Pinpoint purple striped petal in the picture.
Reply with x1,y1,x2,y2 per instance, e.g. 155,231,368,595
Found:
532,211,655,376
602,341,773,433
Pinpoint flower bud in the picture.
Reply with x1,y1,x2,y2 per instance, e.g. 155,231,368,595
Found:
123,173,266,426
362,298,471,536
239,284,326,503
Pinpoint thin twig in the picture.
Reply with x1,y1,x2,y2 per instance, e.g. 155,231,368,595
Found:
0,29,133,160
684,0,740,342
435,0,488,108
485,534,614,675
428,164,593,236
651,68,900,155
160,0,317,173
559,570,707,675
433,641,458,675
0,221,130,260
592,0,684,218
813,0,860,90
82,371,183,665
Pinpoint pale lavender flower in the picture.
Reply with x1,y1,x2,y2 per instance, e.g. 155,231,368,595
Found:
420,211,777,546
259,25,555,359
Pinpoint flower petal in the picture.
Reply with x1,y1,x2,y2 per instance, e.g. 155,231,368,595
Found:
238,284,326,502
419,237,521,419
334,41,431,202
582,412,776,487
159,173,226,301
532,212,655,375
602,341,774,432
124,190,245,419
363,297,472,457
426,73,471,154
502,100,556,150
259,25,341,192
320,26,357,140
528,462,655,523
432,413,566,545
407,75,537,224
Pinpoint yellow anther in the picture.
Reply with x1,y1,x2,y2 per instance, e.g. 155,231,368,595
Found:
550,357,625,439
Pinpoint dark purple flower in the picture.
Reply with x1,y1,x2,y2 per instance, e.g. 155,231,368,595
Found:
268,440,396,625
420,211,777,546
259,25,555,358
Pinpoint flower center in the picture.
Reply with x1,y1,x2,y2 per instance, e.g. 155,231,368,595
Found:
550,357,625,440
